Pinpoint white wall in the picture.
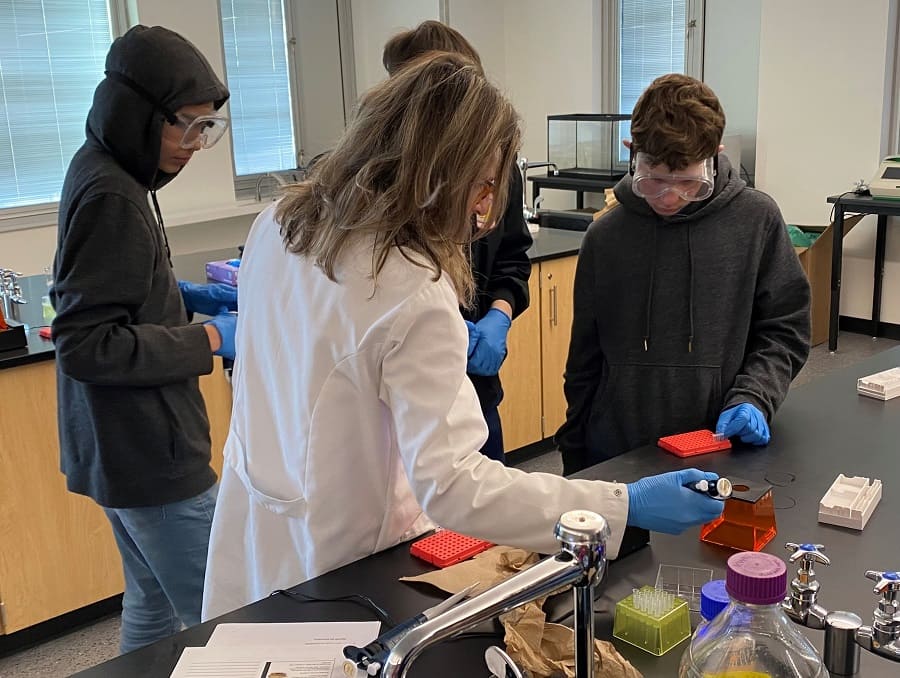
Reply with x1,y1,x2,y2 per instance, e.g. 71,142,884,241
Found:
447,0,507,86
703,0,761,181
501,0,595,210
293,0,349,162
755,0,899,322
350,0,440,93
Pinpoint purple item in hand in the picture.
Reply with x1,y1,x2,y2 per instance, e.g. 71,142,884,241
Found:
206,260,239,286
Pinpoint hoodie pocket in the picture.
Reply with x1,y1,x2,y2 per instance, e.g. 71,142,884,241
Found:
587,362,722,458
226,432,308,518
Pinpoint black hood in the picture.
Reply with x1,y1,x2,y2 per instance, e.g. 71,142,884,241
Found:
86,25,229,190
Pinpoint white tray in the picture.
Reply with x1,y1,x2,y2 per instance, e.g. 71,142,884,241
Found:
818,474,882,530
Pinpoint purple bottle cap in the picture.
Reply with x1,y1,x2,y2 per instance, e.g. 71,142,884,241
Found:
700,579,730,621
726,552,787,605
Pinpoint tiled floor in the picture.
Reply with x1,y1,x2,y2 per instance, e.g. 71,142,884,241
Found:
0,331,897,677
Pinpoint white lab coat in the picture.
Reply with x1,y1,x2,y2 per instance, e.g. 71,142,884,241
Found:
202,205,629,620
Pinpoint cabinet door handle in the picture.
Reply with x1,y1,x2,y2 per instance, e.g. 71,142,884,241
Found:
550,285,558,327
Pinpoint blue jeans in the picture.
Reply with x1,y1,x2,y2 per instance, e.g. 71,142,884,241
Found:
103,483,217,653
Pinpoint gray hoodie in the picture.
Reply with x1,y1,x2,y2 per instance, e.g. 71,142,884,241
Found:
51,26,229,507
555,155,810,474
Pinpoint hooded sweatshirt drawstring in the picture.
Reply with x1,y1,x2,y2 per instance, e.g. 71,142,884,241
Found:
643,224,657,351
150,187,172,266
687,225,695,352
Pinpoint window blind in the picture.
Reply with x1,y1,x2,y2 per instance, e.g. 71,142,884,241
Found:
619,0,686,156
220,0,296,176
0,0,112,209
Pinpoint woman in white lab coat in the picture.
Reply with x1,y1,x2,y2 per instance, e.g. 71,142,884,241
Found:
202,52,723,619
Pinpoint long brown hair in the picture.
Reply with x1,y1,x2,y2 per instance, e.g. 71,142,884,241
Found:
277,52,520,305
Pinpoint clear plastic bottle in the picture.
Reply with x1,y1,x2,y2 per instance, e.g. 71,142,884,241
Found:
678,552,826,678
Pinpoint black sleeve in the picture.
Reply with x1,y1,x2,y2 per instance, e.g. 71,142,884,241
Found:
52,193,214,387
488,169,533,318
555,226,605,474
723,209,811,419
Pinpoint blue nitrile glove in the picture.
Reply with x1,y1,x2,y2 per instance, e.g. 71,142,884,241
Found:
178,281,238,316
465,320,479,358
716,403,770,445
467,308,512,376
626,469,725,534
205,311,237,360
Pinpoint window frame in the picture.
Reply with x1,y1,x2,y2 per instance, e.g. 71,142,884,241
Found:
888,1,900,155
227,0,357,201
0,0,133,232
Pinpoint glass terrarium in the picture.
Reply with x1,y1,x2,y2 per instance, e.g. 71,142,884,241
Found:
547,113,631,179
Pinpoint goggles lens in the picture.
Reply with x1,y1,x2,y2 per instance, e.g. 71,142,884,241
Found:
632,152,715,202
175,114,229,150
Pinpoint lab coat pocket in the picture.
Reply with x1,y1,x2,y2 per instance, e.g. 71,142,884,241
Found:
225,432,308,518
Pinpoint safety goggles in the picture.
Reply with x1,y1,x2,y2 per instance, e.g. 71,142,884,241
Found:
630,151,716,202
171,113,229,150
472,179,497,231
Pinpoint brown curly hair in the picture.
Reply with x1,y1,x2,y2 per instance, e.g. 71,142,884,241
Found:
277,52,520,306
630,73,725,170
382,20,482,75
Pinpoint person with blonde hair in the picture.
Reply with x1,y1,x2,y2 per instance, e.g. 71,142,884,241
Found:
202,52,723,619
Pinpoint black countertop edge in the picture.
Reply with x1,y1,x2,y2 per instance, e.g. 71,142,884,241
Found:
0,327,55,370
0,229,585,371
525,226,585,262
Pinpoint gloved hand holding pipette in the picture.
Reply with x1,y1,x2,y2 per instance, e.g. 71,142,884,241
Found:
627,469,724,534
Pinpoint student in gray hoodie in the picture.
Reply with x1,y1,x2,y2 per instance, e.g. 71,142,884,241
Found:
51,26,236,652
556,74,810,475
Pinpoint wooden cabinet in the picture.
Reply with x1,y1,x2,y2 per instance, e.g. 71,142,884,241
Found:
539,256,578,437
498,255,578,453
0,361,231,634
498,268,542,451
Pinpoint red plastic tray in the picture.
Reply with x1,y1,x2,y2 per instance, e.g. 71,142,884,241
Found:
410,530,494,568
658,429,732,458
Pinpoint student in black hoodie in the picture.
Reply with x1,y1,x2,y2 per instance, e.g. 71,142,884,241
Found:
51,26,236,652
556,74,811,475
382,21,533,463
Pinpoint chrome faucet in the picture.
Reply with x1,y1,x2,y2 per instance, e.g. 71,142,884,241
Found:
518,157,559,222
780,541,900,674
782,542,830,629
0,268,27,323
855,571,900,662
381,510,611,678
254,169,306,202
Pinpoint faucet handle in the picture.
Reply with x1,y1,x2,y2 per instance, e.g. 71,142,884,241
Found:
786,543,830,567
865,571,900,595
